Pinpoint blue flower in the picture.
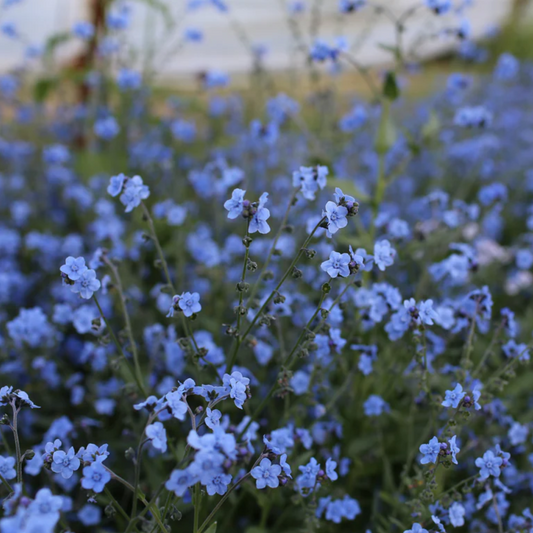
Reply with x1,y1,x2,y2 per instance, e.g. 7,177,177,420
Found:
508,422,529,446
442,383,466,408
60,256,88,281
321,251,351,278
165,468,196,496
448,502,465,527
292,165,328,200
310,38,347,62
494,53,519,81
326,458,338,481
205,407,222,430
448,435,460,465
165,391,188,420
71,269,101,299
475,450,503,479
81,443,109,464
14,390,40,409
323,201,348,235
297,457,321,489
249,192,271,234
425,0,451,15
146,422,168,453
0,456,16,480
454,106,493,128
107,174,126,197
94,116,120,140
116,68,142,90
363,395,390,417
184,27,203,42
224,188,245,219
419,436,440,465
120,175,150,213
404,524,428,533
29,487,63,514
81,462,111,493
339,0,366,13
251,458,282,489
280,454,292,478
177,292,202,318
431,515,445,533
134,396,158,411
72,21,94,39
223,371,249,409
373,240,396,271
418,300,439,325
206,472,232,495
51,447,81,479
472,389,482,410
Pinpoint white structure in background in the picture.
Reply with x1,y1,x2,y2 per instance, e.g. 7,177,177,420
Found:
0,0,515,81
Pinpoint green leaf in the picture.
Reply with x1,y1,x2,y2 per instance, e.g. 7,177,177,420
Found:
375,101,396,155
382,71,400,101
44,32,71,56
33,78,58,103
205,522,217,533
329,178,370,202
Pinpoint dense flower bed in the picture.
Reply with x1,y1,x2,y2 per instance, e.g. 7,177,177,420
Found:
0,1,533,532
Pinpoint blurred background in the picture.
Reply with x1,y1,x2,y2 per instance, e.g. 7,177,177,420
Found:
1,0,532,84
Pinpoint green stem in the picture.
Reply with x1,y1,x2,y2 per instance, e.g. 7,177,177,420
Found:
227,216,326,373
197,474,250,533
247,188,299,305
472,319,504,378
0,473,13,493
237,282,354,439
141,201,176,293
10,404,22,483
104,486,131,523
106,467,167,533
193,483,201,532
236,222,252,335
93,294,147,396
462,302,479,369
103,256,145,394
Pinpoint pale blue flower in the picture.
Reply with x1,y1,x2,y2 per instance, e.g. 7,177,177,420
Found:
251,458,281,489
224,188,246,219
323,201,348,235
321,251,350,278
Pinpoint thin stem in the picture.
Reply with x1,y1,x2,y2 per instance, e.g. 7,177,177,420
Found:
150,490,172,533
128,441,146,526
197,474,251,533
247,188,299,305
339,52,380,99
104,486,131,522
462,303,479,368
93,294,147,396
193,483,201,532
103,256,144,393
473,320,504,378
227,217,326,373
236,221,252,336
0,472,13,492
141,201,176,293
492,493,504,533
10,403,22,483
237,283,353,439
106,467,167,533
